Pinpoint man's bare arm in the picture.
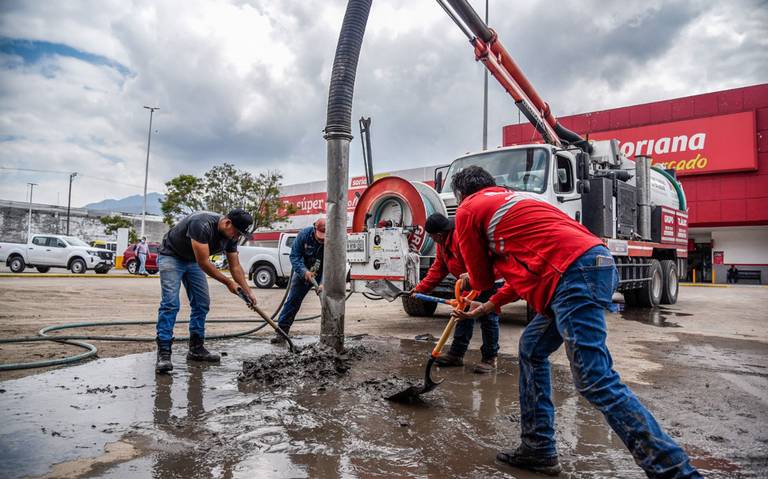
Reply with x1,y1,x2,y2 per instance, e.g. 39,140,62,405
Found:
191,240,239,294
227,251,256,303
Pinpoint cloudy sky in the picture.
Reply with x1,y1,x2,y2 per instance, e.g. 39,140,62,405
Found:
1,0,766,207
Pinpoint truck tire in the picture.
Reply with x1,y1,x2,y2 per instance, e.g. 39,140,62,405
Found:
660,259,679,305
636,259,662,307
402,295,438,317
70,258,87,274
253,264,276,289
622,289,638,307
275,277,289,289
95,267,110,274
8,255,25,273
126,260,137,275
36,266,51,273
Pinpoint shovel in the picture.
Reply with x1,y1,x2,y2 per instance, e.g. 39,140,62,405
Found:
384,281,478,403
236,288,298,353
366,279,462,306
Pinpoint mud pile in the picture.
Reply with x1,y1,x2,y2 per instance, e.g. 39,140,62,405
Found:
238,342,373,387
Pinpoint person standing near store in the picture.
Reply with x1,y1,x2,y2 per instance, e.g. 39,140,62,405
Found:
136,236,149,276
154,209,256,373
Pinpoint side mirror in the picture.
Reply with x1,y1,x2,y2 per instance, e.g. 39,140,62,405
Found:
577,180,591,194
435,171,444,193
576,152,590,180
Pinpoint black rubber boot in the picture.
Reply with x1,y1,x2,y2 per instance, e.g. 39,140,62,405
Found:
496,445,561,476
155,338,173,373
186,333,220,362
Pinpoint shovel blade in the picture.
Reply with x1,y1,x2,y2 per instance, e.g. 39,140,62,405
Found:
385,357,443,403
365,280,404,302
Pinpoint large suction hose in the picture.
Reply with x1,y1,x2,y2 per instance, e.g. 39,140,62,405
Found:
322,0,373,353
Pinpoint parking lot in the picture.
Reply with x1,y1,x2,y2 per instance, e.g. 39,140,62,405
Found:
1,275,767,477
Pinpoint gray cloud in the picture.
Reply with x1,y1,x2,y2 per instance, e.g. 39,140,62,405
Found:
0,0,766,207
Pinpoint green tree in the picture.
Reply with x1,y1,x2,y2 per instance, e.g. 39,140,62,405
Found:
161,174,204,226
160,166,296,230
100,214,138,243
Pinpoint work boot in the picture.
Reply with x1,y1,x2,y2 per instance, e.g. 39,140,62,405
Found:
434,351,464,367
270,327,290,344
474,356,497,374
155,338,173,373
496,445,561,476
186,333,220,363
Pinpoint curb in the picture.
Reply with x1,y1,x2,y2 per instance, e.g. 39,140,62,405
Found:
679,283,730,288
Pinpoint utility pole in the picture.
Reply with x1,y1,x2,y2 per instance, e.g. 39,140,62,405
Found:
141,106,159,238
66,172,77,235
481,0,489,150
27,183,37,242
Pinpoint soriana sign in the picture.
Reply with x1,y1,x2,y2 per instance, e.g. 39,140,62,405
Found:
589,111,757,176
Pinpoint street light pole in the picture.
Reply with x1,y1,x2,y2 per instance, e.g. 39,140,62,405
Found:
27,183,37,242
141,106,159,238
66,172,77,235
482,0,489,150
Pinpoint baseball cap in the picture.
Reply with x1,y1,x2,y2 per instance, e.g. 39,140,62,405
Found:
314,218,326,240
227,208,254,236
425,213,454,234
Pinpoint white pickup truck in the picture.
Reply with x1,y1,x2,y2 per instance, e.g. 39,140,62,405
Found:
238,233,296,288
0,234,115,274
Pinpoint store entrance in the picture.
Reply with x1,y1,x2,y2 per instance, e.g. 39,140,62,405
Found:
687,240,713,283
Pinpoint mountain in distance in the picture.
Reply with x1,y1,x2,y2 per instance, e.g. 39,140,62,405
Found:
84,193,165,215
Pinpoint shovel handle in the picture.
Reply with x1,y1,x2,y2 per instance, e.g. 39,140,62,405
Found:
431,315,458,358
413,293,452,305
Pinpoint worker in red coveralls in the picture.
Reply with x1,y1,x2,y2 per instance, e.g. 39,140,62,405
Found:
411,213,518,373
451,166,701,478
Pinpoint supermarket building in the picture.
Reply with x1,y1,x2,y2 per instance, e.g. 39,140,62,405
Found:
256,84,768,284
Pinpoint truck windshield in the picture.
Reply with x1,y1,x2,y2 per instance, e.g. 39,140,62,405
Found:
63,237,89,247
443,147,550,195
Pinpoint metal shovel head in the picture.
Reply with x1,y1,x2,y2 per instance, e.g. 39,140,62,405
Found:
365,279,404,302
385,357,443,403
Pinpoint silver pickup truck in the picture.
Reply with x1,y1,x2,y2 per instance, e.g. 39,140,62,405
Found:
0,234,114,274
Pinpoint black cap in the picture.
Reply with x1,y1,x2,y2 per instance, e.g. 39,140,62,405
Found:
226,208,254,236
425,213,454,234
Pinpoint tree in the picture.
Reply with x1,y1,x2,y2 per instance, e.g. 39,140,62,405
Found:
100,214,138,243
160,165,296,231
161,174,204,226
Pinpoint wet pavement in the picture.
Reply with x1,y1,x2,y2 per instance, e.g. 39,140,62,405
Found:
2,333,767,478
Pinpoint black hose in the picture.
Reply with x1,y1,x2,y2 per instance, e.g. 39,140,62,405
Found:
0,273,354,371
324,0,372,140
554,123,592,153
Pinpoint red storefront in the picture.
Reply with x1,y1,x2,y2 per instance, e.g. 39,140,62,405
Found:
502,84,768,284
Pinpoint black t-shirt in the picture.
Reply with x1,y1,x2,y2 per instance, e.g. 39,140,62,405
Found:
159,212,238,261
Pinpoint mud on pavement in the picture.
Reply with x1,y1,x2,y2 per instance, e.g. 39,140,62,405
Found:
1,334,766,478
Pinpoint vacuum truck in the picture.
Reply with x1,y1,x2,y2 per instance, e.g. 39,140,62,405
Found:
347,0,688,316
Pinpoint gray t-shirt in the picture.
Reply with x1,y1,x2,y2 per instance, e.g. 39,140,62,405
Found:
159,212,238,261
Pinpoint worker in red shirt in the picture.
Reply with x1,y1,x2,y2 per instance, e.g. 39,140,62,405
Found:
411,213,518,373
451,166,700,478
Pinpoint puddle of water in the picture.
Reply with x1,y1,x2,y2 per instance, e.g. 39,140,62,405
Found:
617,307,683,328
0,336,744,478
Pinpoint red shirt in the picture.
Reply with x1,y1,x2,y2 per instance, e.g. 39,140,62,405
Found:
415,229,519,307
455,186,602,314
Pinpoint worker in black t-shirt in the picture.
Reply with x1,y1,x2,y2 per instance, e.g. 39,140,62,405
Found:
154,209,255,373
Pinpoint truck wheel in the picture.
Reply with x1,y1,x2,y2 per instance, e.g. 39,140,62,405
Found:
126,260,137,275
660,260,679,305
70,258,87,274
402,295,438,317
9,255,25,273
622,289,638,307
253,264,276,289
636,259,662,307
36,266,51,273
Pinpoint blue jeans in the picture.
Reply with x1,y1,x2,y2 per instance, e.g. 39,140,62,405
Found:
518,245,700,478
138,252,148,275
156,254,210,342
450,289,500,360
277,273,315,332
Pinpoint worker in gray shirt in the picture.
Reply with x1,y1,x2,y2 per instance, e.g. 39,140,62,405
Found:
155,208,256,373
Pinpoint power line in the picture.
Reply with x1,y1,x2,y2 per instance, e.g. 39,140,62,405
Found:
0,166,147,189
